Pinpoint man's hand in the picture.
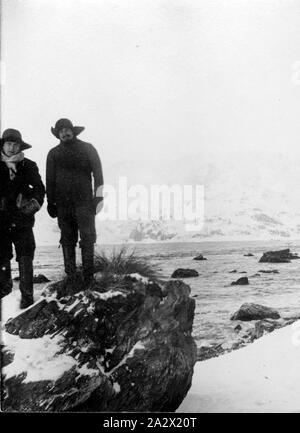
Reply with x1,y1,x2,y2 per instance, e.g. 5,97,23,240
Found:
20,198,41,216
93,197,104,215
47,203,58,218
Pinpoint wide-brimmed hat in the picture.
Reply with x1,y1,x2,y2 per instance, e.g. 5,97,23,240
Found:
0,129,32,150
51,118,85,138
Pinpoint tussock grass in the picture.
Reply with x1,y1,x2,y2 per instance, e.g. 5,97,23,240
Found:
94,247,160,284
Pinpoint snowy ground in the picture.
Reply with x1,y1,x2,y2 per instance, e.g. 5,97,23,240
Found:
178,321,300,413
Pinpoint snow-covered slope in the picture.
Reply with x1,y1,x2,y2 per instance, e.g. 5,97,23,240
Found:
178,321,300,413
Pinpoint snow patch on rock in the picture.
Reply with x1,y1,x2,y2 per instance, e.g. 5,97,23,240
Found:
128,273,150,284
113,382,121,393
3,334,76,384
92,290,127,301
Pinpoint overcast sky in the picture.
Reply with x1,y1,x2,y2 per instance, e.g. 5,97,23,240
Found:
2,0,300,183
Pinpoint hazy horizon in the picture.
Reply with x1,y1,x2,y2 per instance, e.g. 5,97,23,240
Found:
2,0,300,183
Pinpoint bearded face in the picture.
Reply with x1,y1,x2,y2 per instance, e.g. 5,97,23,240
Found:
59,128,74,143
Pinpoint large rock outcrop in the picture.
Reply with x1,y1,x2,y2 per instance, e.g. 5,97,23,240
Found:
259,249,299,263
1,273,197,412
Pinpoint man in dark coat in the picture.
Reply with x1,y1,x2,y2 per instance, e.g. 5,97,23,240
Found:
46,118,104,292
0,129,45,308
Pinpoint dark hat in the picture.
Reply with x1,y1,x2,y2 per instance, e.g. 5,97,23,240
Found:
0,129,32,150
51,118,85,138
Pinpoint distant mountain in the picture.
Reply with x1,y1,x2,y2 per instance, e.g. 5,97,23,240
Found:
34,150,300,244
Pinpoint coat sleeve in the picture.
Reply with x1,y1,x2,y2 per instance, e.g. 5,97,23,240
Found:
87,144,104,197
46,150,56,204
27,161,46,207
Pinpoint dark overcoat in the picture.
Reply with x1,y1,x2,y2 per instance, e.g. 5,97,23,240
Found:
0,158,45,230
46,139,103,206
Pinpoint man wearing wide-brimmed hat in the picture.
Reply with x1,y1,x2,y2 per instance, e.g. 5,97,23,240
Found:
0,128,45,308
46,118,104,293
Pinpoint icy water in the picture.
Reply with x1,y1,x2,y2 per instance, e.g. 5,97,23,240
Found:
9,240,300,348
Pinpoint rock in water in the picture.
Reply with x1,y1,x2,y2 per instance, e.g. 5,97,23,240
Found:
171,269,199,278
33,274,51,283
258,269,279,274
193,254,207,261
244,253,254,257
290,253,300,259
13,274,51,284
2,274,197,412
197,344,224,361
251,319,282,340
231,277,249,286
230,303,280,321
259,249,299,263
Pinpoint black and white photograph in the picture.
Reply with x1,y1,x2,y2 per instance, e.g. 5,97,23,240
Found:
1,0,300,415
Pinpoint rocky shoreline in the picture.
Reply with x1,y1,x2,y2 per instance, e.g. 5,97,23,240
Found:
193,248,300,361
3,245,300,408
197,314,300,361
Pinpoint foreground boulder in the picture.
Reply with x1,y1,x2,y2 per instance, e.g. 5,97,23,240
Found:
231,277,249,286
171,269,199,278
2,274,197,412
259,249,299,263
231,303,280,321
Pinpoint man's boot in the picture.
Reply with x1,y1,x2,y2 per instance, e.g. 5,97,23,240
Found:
62,245,77,296
19,256,34,309
0,261,13,299
81,243,95,288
